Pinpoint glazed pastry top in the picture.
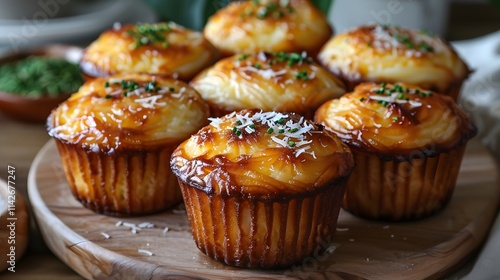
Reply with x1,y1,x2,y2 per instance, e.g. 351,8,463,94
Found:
48,74,210,153
203,0,332,56
314,82,477,158
171,109,354,198
190,51,345,115
80,22,219,80
318,24,469,92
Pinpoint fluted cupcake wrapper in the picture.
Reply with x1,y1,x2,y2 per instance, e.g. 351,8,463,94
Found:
55,140,183,216
179,179,348,269
343,144,467,221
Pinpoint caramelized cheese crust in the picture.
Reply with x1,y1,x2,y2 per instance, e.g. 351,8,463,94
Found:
315,83,477,159
48,74,210,153
80,22,219,81
171,109,354,199
190,52,345,117
204,0,332,56
318,24,469,92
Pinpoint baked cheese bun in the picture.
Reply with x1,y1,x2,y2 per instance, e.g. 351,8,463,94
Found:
315,82,477,221
190,51,345,118
204,0,332,56
80,22,219,81
315,82,476,158
171,109,354,268
317,24,469,100
48,73,210,215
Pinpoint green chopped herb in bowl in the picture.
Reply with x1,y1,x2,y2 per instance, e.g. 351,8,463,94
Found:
0,45,84,123
0,56,83,97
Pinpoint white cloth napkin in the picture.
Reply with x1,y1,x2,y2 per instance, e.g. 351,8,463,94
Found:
453,30,500,280
454,30,500,163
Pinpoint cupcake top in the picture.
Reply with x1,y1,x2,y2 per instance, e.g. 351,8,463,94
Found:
203,0,332,56
80,22,219,81
314,82,477,159
48,74,210,153
171,109,354,199
190,51,346,117
317,24,469,92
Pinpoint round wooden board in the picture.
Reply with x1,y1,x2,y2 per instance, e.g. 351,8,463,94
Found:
28,139,499,280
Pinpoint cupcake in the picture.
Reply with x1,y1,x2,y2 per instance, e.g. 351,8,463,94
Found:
317,24,469,100
47,73,210,216
190,51,345,118
170,109,354,268
315,82,477,221
80,22,219,81
204,0,332,57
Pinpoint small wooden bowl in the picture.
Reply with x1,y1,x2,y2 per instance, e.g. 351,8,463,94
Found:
0,45,83,123
0,178,29,272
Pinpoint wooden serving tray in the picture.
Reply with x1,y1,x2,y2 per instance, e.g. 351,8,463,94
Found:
28,139,499,279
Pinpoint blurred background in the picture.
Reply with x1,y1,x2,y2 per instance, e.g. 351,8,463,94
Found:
0,0,499,53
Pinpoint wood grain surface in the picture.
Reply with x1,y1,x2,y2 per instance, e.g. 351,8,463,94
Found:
28,139,499,280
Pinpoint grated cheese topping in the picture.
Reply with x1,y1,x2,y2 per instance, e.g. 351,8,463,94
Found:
138,249,154,256
370,24,442,57
210,111,318,158
366,83,433,108
102,78,182,109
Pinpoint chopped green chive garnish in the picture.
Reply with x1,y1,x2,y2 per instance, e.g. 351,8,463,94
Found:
169,87,175,92
276,118,284,124
238,54,250,61
279,129,285,134
394,84,403,92
418,42,434,52
236,120,243,125
360,97,366,102
392,116,399,121
290,128,299,133
104,81,110,87
253,63,261,69
126,23,171,49
105,94,112,99
267,127,274,134
288,140,295,147
145,81,157,92
269,52,312,66
253,0,292,19
295,70,308,81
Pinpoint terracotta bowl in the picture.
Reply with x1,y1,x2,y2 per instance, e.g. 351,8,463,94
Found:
0,45,83,123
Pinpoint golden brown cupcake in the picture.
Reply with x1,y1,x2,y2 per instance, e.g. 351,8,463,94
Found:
80,22,219,81
204,0,332,57
317,24,469,100
190,51,345,118
315,82,477,221
171,109,354,268
47,73,210,216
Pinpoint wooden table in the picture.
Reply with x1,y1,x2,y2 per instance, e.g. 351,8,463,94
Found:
0,114,83,279
0,2,499,279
